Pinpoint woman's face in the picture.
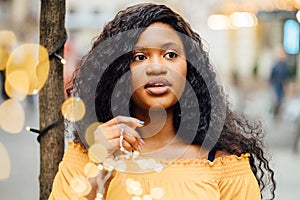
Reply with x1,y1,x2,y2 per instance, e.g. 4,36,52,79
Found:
130,22,187,110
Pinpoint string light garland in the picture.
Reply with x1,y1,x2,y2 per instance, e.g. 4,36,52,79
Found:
25,126,40,134
26,34,68,141
52,52,67,64
26,114,64,143
48,33,68,64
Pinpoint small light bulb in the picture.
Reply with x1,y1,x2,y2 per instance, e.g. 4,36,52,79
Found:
61,58,67,64
33,89,38,95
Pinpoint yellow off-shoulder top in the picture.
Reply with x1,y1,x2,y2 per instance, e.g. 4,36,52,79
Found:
49,142,261,200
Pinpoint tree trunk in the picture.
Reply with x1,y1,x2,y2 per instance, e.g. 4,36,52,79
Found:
39,0,65,199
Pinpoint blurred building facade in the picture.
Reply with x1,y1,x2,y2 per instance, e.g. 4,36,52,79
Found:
1,0,300,85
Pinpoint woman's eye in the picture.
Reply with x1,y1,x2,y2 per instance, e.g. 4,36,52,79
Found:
133,54,146,61
165,52,177,59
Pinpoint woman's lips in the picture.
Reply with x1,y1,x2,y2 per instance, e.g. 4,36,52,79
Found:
144,78,171,95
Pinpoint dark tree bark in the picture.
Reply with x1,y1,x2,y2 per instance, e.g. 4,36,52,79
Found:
39,0,66,199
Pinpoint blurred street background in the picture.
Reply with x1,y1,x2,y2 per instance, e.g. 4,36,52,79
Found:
1,0,300,199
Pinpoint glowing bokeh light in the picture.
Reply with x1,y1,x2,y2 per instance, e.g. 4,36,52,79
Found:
0,31,17,46
0,99,25,133
207,14,231,30
153,163,163,172
115,161,127,171
97,163,104,171
84,122,102,146
83,162,99,178
110,153,166,173
96,192,103,199
5,43,50,95
5,70,30,100
133,187,143,196
0,30,17,70
126,179,142,195
61,97,86,122
297,10,300,23
229,12,257,28
283,19,300,54
0,142,10,180
70,175,92,196
88,143,108,163
103,157,117,171
150,187,164,199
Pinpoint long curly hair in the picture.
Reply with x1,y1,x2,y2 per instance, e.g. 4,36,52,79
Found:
70,3,275,199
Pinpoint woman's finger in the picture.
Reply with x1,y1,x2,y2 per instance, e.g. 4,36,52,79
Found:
96,123,143,143
95,125,120,140
122,131,141,151
95,124,143,150
104,116,144,129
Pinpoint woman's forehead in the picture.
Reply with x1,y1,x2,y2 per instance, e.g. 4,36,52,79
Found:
134,22,184,49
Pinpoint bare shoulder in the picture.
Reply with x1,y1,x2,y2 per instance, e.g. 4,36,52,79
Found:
215,150,231,159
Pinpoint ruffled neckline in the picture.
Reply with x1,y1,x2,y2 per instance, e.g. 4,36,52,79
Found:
170,153,251,166
68,142,250,167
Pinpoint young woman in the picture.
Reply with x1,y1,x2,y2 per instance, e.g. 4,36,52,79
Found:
50,3,276,200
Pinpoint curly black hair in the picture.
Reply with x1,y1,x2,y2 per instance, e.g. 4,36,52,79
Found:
69,3,276,199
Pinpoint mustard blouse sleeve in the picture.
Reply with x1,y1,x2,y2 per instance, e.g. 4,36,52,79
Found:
218,154,261,200
48,142,90,200
219,173,261,200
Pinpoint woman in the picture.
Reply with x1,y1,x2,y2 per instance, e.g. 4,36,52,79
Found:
50,3,276,200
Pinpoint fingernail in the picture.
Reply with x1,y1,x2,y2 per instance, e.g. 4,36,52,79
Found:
137,145,142,151
137,120,145,126
140,138,145,145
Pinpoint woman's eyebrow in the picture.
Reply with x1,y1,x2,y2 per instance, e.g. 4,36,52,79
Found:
133,42,181,51
161,42,181,49
133,46,145,51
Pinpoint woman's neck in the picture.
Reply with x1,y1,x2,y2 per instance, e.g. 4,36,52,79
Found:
133,107,210,159
134,107,178,150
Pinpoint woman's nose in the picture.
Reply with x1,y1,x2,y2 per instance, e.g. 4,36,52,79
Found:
145,57,167,76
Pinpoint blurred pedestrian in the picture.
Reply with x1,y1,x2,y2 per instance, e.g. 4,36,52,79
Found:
269,45,290,116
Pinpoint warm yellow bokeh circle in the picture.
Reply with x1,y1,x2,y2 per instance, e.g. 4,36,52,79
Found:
0,99,25,134
5,43,50,97
84,122,103,146
5,70,30,101
0,30,17,70
0,142,10,180
61,97,86,122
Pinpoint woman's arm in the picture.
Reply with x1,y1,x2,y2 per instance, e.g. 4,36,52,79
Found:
49,142,94,200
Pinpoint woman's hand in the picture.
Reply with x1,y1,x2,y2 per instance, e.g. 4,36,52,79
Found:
93,116,145,154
